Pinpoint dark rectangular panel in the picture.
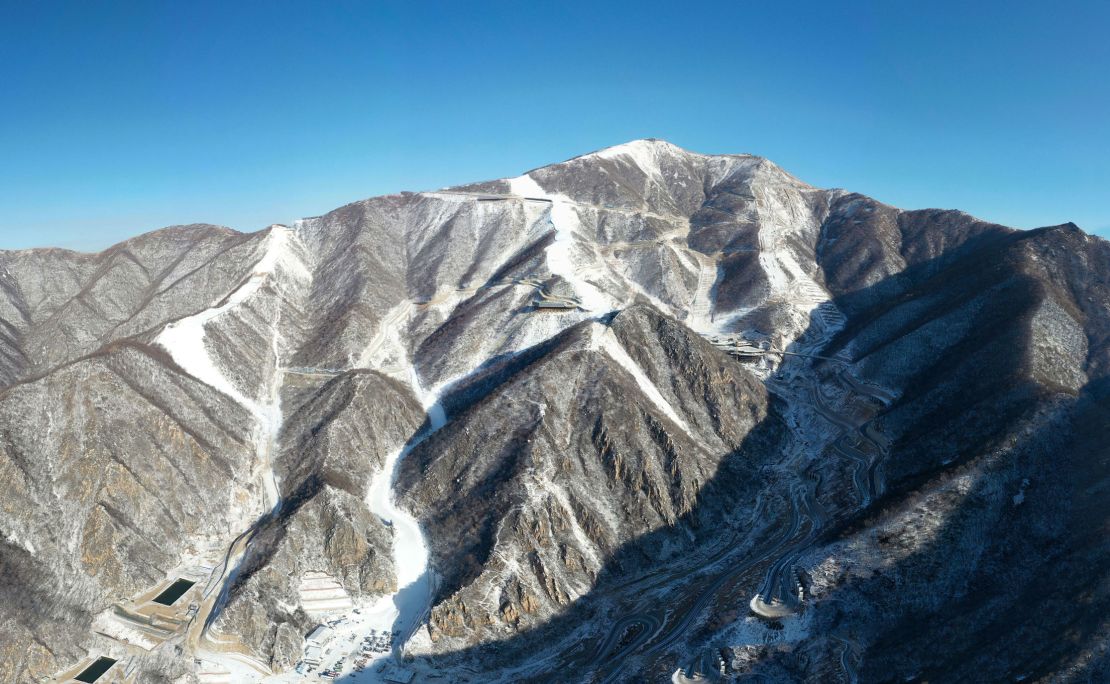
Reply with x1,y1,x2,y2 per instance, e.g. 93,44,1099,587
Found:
75,656,117,683
152,578,196,606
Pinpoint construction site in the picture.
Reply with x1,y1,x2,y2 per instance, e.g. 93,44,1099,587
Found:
47,568,208,683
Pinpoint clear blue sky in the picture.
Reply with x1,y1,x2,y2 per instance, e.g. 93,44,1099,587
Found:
2,0,1108,251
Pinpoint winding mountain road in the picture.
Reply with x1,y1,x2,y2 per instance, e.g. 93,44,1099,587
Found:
585,355,891,682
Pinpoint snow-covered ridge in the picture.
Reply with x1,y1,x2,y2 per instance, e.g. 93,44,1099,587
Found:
583,138,809,189
498,141,834,348
154,225,317,682
590,139,680,181
177,144,839,679
155,224,312,511
155,225,310,409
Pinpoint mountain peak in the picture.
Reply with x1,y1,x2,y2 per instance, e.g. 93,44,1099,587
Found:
591,137,688,159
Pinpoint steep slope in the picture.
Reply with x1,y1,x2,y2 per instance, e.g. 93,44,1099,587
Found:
0,342,257,683
288,139,851,395
208,370,426,671
710,224,1110,682
0,225,265,388
395,305,780,656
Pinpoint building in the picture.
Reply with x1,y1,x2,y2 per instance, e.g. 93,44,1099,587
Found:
302,645,324,666
305,624,334,648
534,299,577,310
381,664,416,683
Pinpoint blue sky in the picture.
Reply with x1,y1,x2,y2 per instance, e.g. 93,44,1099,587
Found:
2,0,1107,251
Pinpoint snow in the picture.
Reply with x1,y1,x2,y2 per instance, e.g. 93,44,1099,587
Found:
155,226,315,682
352,368,448,653
355,299,415,377
4,530,35,555
197,651,270,683
298,572,355,615
179,150,865,682
157,226,306,405
739,169,846,346
505,156,778,340
508,174,614,313
540,478,603,573
595,326,691,433
244,371,454,684
363,442,431,640
520,425,605,595
90,610,160,650
685,251,719,332
155,225,309,512
592,139,668,181
719,606,814,650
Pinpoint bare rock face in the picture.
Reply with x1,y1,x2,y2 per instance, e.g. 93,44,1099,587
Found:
0,342,256,681
396,305,779,651
0,140,1108,684
277,370,425,499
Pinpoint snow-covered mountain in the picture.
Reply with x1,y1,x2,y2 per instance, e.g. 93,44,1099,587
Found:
1,140,1107,683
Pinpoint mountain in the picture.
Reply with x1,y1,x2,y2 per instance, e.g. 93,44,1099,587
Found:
0,139,1106,683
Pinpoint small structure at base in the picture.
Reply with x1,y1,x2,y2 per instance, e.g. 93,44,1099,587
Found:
382,664,416,683
701,332,770,360
533,299,578,311
733,344,766,359
302,645,324,666
305,624,334,649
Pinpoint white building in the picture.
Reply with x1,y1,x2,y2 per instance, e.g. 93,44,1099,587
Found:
302,645,324,666
305,624,333,648
382,664,415,683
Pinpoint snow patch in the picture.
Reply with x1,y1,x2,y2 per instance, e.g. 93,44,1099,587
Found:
3,530,35,555
358,367,450,649
355,299,414,377
155,225,310,513
298,571,355,616
363,450,429,640
596,327,691,433
592,139,669,180
508,174,615,312
155,226,308,415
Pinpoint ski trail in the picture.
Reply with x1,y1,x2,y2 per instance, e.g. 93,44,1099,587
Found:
159,227,312,683
156,226,310,512
355,299,415,377
355,362,450,668
687,250,718,332
509,173,614,312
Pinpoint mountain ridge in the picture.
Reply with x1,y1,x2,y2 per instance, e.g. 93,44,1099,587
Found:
0,140,1107,683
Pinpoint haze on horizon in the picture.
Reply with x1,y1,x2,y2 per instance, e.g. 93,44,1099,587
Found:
1,0,1107,252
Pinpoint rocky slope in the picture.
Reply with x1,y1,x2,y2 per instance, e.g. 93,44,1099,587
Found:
0,139,1106,683
395,305,780,651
